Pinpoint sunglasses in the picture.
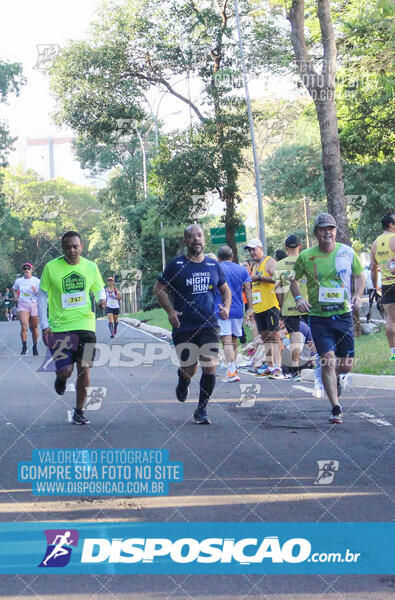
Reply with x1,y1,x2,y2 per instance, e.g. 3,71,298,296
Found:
23,266,32,271
107,279,114,282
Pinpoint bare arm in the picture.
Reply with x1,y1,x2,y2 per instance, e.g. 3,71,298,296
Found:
243,281,253,313
290,278,311,313
370,241,379,288
352,272,365,312
275,282,284,310
218,282,231,320
258,257,276,284
153,280,182,328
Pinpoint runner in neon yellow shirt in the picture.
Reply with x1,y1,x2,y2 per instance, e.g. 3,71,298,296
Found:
38,231,106,425
370,211,395,361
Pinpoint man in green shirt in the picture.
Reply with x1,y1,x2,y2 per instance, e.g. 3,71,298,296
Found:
290,214,365,424
38,231,106,425
274,234,308,381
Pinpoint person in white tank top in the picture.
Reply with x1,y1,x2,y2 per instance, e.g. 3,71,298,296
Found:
105,277,122,338
12,262,40,355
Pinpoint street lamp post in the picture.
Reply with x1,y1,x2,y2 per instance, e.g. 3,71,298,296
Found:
233,0,267,254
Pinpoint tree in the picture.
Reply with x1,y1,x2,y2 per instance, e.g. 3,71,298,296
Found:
284,0,350,243
50,0,288,258
0,59,25,166
1,167,104,273
336,0,394,162
0,59,26,287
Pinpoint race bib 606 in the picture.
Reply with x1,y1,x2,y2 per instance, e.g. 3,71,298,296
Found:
318,287,345,304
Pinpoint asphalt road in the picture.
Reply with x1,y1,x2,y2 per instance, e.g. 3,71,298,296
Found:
0,318,394,599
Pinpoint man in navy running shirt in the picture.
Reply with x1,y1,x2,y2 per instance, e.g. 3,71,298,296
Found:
154,225,231,424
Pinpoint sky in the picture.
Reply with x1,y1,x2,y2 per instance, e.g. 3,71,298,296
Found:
0,0,103,137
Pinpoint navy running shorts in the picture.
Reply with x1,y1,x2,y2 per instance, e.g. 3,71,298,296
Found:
172,326,220,366
309,313,354,358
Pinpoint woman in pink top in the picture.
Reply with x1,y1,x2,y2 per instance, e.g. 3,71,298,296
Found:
12,262,40,355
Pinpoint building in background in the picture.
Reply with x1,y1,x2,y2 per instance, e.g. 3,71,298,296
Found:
12,135,106,187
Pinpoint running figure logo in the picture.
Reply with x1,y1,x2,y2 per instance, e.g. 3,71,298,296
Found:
314,460,339,485
38,529,79,567
37,333,78,372
85,386,107,410
238,384,261,408
33,44,61,71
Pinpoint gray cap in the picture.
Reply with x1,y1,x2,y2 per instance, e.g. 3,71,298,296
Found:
314,213,337,229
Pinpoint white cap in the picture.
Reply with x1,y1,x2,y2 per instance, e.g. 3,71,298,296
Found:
244,238,263,250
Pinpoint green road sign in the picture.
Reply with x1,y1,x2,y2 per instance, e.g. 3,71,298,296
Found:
210,225,246,245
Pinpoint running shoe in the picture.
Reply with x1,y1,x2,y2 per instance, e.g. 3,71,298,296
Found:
32,344,38,356
312,384,324,398
237,358,254,369
54,376,66,396
336,374,349,398
72,409,90,425
21,345,27,356
291,373,302,383
222,371,240,383
268,368,284,379
329,404,342,424
110,333,115,338
256,365,271,376
193,407,211,424
175,369,190,402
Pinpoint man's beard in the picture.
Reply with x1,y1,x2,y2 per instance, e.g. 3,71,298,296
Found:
188,244,202,256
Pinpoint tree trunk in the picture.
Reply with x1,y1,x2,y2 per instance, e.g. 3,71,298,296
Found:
287,0,350,244
315,95,349,244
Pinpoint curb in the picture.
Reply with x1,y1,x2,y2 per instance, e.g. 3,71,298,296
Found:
120,317,172,340
301,369,393,390
120,317,393,389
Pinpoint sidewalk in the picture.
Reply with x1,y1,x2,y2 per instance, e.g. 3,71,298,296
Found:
121,317,394,390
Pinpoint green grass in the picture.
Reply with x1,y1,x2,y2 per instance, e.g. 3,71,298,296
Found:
123,308,172,331
123,309,393,376
354,327,394,376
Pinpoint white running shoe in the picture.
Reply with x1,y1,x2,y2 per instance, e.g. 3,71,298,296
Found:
312,385,324,398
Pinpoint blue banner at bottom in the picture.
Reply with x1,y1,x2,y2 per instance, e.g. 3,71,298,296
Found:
0,522,393,574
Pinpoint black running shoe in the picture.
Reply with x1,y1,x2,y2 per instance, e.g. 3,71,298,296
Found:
72,409,90,425
176,369,190,402
329,404,342,424
21,345,27,355
54,376,66,396
193,407,211,425
32,344,38,356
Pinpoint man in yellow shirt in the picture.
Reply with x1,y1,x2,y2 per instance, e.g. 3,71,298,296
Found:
371,212,395,361
244,238,282,377
274,235,308,382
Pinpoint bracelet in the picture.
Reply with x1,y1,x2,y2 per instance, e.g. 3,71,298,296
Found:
294,295,302,301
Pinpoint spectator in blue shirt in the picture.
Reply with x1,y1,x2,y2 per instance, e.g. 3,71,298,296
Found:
215,245,253,382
